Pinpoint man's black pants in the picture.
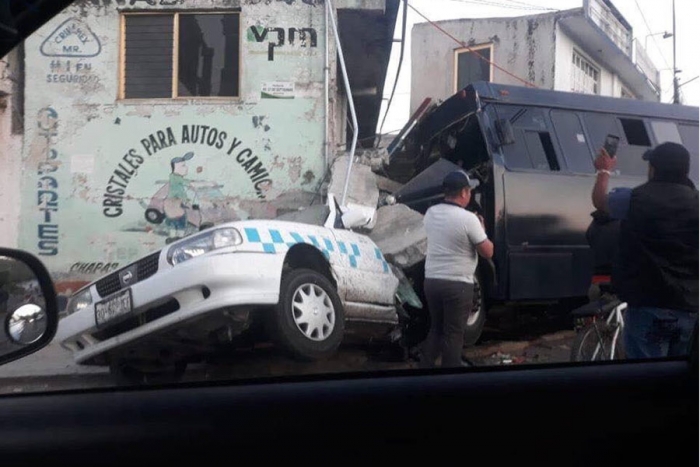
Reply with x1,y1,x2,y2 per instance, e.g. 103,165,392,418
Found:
420,278,474,368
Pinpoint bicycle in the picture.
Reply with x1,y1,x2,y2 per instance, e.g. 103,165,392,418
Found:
570,277,627,362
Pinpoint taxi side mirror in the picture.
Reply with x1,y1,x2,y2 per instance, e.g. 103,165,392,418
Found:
341,204,375,229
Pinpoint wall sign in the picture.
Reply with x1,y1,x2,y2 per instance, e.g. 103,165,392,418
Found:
261,81,295,99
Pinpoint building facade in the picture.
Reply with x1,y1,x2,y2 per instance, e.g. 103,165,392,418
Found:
411,0,660,114
0,0,397,296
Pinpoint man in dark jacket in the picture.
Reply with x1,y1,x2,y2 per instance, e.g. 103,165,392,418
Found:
592,142,698,359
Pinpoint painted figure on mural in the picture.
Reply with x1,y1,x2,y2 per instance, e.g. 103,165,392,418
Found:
140,150,229,241
164,151,199,243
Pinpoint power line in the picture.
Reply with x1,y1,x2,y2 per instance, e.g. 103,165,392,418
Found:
678,75,699,89
442,0,558,11
406,1,537,88
499,0,559,10
634,0,671,70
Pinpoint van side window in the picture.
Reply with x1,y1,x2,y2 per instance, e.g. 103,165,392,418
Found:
498,106,560,171
582,113,647,177
620,118,651,146
678,124,699,184
650,120,683,145
523,131,560,171
551,110,594,173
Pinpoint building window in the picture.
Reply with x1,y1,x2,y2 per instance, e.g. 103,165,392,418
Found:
453,43,492,93
121,12,240,99
571,50,599,95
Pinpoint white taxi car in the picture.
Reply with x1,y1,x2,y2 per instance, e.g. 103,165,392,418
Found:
57,196,404,383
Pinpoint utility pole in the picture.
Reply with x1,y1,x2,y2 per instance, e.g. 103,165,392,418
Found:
672,0,680,104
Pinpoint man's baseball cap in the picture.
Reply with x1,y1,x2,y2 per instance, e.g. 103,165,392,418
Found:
642,142,690,175
442,170,479,191
171,151,194,165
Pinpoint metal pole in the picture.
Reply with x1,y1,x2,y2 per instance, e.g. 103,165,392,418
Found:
672,0,679,104
327,0,359,206
324,0,330,174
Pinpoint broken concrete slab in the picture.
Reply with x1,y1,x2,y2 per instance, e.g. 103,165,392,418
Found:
240,191,318,220
369,204,427,269
375,174,403,194
356,147,389,172
328,155,379,221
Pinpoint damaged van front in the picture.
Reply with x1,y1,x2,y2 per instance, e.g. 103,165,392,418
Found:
386,81,699,344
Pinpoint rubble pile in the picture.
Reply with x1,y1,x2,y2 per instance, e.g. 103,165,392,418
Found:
328,155,380,213
368,204,427,269
327,153,428,270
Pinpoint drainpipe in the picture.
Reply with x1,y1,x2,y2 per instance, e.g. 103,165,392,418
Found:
323,0,330,173
327,0,359,207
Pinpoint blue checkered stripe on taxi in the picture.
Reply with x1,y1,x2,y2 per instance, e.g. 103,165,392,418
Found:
242,227,389,273
374,247,390,273
243,227,337,260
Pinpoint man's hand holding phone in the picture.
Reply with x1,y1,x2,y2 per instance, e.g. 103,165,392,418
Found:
595,134,619,173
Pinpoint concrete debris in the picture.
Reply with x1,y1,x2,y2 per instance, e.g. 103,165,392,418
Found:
241,191,317,220
490,352,513,365
368,204,427,269
375,174,403,194
355,147,389,172
328,155,379,219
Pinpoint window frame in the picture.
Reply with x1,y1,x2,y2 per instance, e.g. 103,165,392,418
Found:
494,105,565,174
571,49,600,95
453,43,494,93
118,11,242,101
549,109,596,175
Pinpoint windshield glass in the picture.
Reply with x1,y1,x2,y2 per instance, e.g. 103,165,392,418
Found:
0,0,697,393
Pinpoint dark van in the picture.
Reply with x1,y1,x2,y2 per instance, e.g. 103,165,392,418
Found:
392,82,699,344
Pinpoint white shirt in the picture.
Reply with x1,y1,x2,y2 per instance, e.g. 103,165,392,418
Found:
423,202,488,284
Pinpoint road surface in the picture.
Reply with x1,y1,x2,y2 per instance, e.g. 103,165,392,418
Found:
0,307,577,394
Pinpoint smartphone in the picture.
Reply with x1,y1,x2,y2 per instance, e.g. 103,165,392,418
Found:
603,134,620,157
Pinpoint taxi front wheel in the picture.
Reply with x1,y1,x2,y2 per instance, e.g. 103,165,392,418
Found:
272,268,345,361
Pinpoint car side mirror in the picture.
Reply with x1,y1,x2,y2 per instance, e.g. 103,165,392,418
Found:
495,118,515,146
0,248,58,366
341,204,375,229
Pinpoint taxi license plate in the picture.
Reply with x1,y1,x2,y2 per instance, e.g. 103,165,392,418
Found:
95,289,132,327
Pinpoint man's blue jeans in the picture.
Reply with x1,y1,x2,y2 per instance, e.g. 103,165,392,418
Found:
624,306,698,359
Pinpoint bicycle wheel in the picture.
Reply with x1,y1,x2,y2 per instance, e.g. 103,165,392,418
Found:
570,323,623,362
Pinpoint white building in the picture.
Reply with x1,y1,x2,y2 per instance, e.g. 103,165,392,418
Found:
411,0,660,114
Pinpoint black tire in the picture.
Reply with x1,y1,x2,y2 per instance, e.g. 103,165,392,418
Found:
271,268,344,361
570,323,624,362
109,360,187,386
145,208,165,225
463,274,487,346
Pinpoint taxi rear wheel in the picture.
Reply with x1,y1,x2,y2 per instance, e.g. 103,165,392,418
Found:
272,268,345,361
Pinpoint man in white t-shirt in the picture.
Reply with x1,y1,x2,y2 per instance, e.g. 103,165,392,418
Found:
420,170,494,368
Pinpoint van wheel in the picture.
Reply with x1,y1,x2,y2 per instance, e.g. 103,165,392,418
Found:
109,360,186,386
463,274,486,346
145,208,165,225
272,268,345,361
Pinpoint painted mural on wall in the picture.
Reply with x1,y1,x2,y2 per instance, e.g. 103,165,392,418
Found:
100,124,277,244
19,0,329,289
